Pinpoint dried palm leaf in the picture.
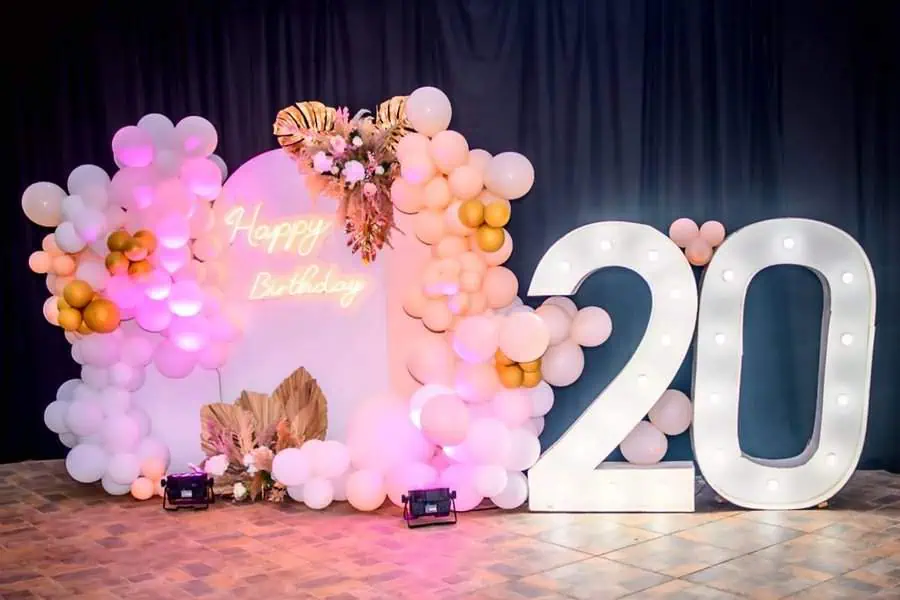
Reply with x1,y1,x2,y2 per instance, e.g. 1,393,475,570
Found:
275,418,300,453
200,403,248,462
374,95,412,155
270,366,328,443
273,101,338,157
236,390,286,444
248,472,265,502
233,409,257,456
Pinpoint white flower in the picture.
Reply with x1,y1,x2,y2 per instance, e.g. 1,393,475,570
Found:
312,151,333,174
342,160,366,184
204,454,229,477
375,165,385,175
330,166,339,175
233,482,247,501
352,136,364,147
242,452,258,475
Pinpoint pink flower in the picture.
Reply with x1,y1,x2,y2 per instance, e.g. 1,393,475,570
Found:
363,182,377,197
312,151,333,173
330,135,347,154
342,160,366,184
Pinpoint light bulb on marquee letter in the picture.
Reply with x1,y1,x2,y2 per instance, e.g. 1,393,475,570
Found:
693,218,876,510
527,222,698,512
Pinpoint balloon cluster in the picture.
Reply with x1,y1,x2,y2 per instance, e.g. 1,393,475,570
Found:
23,113,240,496
619,389,693,464
270,440,352,510
669,218,727,266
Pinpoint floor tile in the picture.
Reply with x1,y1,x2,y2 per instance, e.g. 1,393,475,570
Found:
605,534,743,577
520,557,671,599
686,554,833,598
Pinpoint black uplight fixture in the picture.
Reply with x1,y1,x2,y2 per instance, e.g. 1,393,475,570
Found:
402,487,457,529
160,472,215,511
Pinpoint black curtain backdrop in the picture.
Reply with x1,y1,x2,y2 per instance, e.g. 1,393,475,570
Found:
3,1,897,471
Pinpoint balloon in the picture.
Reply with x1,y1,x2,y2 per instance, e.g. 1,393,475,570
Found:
535,304,571,345
700,220,726,247
473,465,508,497
137,437,171,468
82,299,122,334
475,225,504,253
464,418,512,464
685,238,714,266
477,230,513,266
65,399,105,437
491,389,531,427
311,440,350,479
168,280,204,317
302,477,334,510
497,364,524,388
491,471,528,509
136,299,173,332
504,428,541,470
75,261,110,291
347,399,432,471
79,334,121,367
528,381,555,417
105,275,142,310
197,343,229,369
422,299,453,332
435,235,468,259
454,362,499,404
29,251,52,273
272,448,312,487
130,477,155,500
137,113,176,147
54,222,86,253
407,333,455,385
405,87,452,137
153,340,196,379
81,365,109,390
648,389,693,435
106,453,141,485
448,166,483,200
102,475,132,496
66,444,108,483
468,149,492,173
346,469,386,512
141,457,167,481
439,464,483,511
452,316,500,363
498,311,550,363
482,267,518,309
386,462,438,507
528,416,546,436
175,116,218,157
423,176,452,210
570,306,612,347
429,131,469,174
22,182,66,227
484,152,534,199
457,199,484,228
43,401,70,434
57,379,81,403
99,387,131,416
72,208,107,243
396,131,431,163
668,218,699,248
620,421,668,465
103,414,141,453
413,210,445,245
42,297,60,325
540,340,584,387
179,158,222,200
483,198,511,228
420,394,470,446
401,155,437,185
112,126,155,168
168,315,210,352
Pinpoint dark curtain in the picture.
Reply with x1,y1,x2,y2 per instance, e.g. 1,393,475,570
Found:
3,0,898,471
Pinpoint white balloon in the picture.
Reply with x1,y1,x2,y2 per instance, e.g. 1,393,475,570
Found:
302,477,334,510
75,261,110,291
484,152,535,200
528,416,545,436
108,362,136,388
528,381,555,417
103,414,141,453
54,221,86,253
81,365,109,390
65,399,105,437
78,334,122,367
271,448,311,487
99,387,131,416
67,165,110,196
542,296,578,317
43,401,70,434
540,340,585,387
154,149,182,178
21,181,65,227
209,154,228,180
66,444,108,483
620,421,668,465
137,437,170,467
128,406,151,438
490,471,528,509
121,336,154,367
59,433,78,448
405,87,452,137
312,440,351,479
504,428,541,471
473,464,508,497
175,116,218,157
72,208,107,243
106,453,141,485
101,475,132,496
56,379,81,403
331,473,348,502
137,113,176,148
61,195,86,221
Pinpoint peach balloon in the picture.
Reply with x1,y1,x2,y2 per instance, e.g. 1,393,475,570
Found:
668,218,699,248
498,311,551,363
45,274,57,295
468,291,488,314
468,149,492,173
535,303,572,345
422,299,453,332
404,284,428,317
455,362,500,404
391,179,424,214
54,275,74,297
448,292,470,315
43,296,60,325
28,251,52,274
401,154,437,185
130,477,154,500
700,220,726,247
429,130,470,174
458,251,487,274
52,254,76,276
407,333,456,386
396,132,431,163
444,200,474,236
460,270,483,293
448,165,484,200
478,229,513,266
413,210,446,245
685,238,714,266
482,267,519,309
42,234,62,256
141,457,166,481
435,236,468,258
424,176,452,210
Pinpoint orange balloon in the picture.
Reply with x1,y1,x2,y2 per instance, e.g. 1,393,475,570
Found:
123,238,148,262
130,477,154,501
497,364,524,389
63,280,94,309
57,297,70,311
52,254,76,276
53,275,74,297
434,236,468,259
77,321,93,335
413,210,446,245
141,457,166,481
42,234,62,256
133,230,158,255
448,165,484,201
519,358,541,373
128,259,153,278
475,226,505,253
28,251,52,274
82,298,121,334
457,199,484,228
495,349,515,367
107,230,132,253
521,370,542,388
58,308,82,332
478,229,513,266
423,176,452,210
105,252,130,276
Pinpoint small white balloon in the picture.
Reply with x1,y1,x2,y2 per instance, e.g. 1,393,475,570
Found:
490,471,528,509
175,116,218,157
56,379,81,403
67,165,110,196
99,387,131,416
620,421,668,465
209,154,228,180
81,366,109,390
102,475,132,495
65,399,105,437
128,406,151,438
648,389,693,436
59,433,78,448
137,113,176,148
43,401,70,434
271,448,312,487
106,453,141,485
54,222,86,253
302,477,335,510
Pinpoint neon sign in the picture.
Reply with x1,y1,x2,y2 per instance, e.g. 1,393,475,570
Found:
223,202,368,307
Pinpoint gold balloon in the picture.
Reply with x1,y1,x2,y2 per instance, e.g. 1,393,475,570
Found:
106,252,130,276
476,225,505,253
519,358,542,373
497,364,524,389
123,238,148,262
484,200,511,228
522,370,542,388
133,230,158,255
57,308,82,332
458,199,485,228
77,321,93,335
107,230,132,253
494,349,515,367
128,259,153,278
63,280,94,309
82,298,121,334
57,297,71,311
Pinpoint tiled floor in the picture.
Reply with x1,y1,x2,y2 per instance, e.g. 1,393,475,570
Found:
1,462,898,599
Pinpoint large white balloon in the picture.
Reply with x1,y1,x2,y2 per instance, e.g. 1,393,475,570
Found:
484,152,535,200
620,421,668,465
271,448,311,487
65,444,108,483
67,165,110,196
302,477,334,510
405,87,452,137
491,471,528,509
21,182,65,227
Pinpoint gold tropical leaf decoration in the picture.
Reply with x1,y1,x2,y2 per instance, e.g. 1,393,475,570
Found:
273,100,338,158
373,95,413,155
270,366,328,444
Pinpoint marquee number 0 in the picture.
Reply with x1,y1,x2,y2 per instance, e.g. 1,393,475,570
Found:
527,218,876,512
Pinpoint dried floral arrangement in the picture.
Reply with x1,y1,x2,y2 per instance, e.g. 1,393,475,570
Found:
200,367,327,502
273,97,412,264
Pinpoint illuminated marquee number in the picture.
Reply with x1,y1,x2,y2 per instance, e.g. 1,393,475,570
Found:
693,218,876,509
527,222,698,512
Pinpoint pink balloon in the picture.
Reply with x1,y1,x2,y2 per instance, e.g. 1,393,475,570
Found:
668,218,699,248
423,176,452,210
491,389,531,428
413,210,445,245
459,270,482,293
498,311,550,363
482,266,518,309
699,220,726,247
179,158,222,200
29,251,52,274
348,400,433,471
395,132,431,164
620,421,668,465
438,464,483,511
648,389,693,435
454,362,499,404
420,394,470,446
462,418,511,464
473,464,508,497
153,339,197,379
452,315,500,363
112,126,154,168
401,154,437,185
407,333,456,385
135,299,172,332
477,230,513,266
504,428,541,471
467,149,492,173
403,284,428,318
390,178,424,214
685,238,714,266
155,212,191,249
540,340,584,387
105,275,142,310
458,251,487,274
154,245,191,273
448,165,484,200
154,179,195,217
167,280,204,317
535,304,572,345
422,299,453,332
435,236,468,258
570,306,612,347
167,316,210,352
429,131,469,174
386,462,438,507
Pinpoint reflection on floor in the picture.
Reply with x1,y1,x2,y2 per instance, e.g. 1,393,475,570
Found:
0,461,898,599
